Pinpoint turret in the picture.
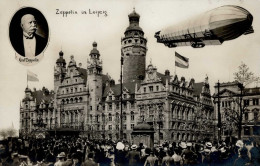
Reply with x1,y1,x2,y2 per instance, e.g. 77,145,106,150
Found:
54,51,67,86
87,42,103,114
122,9,147,83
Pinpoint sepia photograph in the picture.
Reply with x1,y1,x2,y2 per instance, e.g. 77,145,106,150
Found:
0,0,259,165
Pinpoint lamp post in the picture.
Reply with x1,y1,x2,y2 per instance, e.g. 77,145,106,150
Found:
217,81,221,141
120,55,124,140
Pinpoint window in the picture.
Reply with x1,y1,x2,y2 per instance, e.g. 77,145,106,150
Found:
109,96,112,100
123,113,126,121
131,124,134,129
90,115,92,122
244,127,250,135
97,106,99,110
123,94,127,99
109,104,112,110
102,125,105,130
144,87,146,93
66,89,69,94
90,106,92,111
109,125,112,130
253,99,259,105
116,103,119,110
75,79,77,82
103,105,105,110
222,101,224,107
109,114,112,121
149,86,153,92
75,88,77,92
254,112,258,121
31,113,33,117
156,86,159,91
244,100,250,106
123,124,127,130
116,125,119,130
131,112,135,121
97,125,100,131
245,112,248,121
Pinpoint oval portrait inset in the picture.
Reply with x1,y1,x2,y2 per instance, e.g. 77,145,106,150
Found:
9,7,49,66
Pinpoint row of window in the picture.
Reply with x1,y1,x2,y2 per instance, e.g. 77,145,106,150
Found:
222,98,259,107
61,97,83,104
89,112,135,122
143,86,159,93
90,124,135,131
108,94,134,101
123,39,145,45
61,86,83,95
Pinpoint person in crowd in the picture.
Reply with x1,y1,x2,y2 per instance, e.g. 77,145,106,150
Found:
54,152,66,166
161,149,174,166
144,150,158,166
249,141,260,166
83,153,98,166
126,144,141,166
233,146,250,166
202,142,212,165
172,149,182,166
72,153,81,166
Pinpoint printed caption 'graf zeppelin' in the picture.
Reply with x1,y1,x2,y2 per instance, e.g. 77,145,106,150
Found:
56,9,108,17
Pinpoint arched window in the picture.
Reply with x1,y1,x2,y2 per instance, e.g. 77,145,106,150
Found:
131,111,135,121
109,113,112,121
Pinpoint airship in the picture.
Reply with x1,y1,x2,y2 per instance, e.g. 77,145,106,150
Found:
154,5,254,48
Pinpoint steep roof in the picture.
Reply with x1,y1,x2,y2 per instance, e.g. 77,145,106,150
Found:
31,90,54,105
103,82,139,97
157,72,170,85
77,67,88,83
193,82,204,97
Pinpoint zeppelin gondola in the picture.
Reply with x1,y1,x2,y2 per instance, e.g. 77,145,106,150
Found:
154,5,254,48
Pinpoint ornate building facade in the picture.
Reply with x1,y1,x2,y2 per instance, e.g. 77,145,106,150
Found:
19,9,214,142
213,81,260,140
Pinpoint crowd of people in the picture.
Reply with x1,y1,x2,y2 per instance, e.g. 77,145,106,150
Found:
0,135,259,166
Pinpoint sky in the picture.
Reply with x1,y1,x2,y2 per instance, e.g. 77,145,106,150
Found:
0,0,260,132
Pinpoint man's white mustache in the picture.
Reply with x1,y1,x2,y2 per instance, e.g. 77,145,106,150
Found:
30,27,37,31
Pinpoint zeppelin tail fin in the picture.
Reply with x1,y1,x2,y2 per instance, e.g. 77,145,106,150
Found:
244,26,254,35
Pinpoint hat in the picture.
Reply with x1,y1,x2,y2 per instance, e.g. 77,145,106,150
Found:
220,147,226,153
179,142,187,149
12,153,19,157
116,142,125,150
204,149,211,153
131,144,137,150
211,146,217,152
236,140,244,148
187,142,192,147
57,152,66,158
19,155,27,159
205,142,212,148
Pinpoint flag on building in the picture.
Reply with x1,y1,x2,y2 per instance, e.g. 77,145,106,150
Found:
27,70,39,82
175,52,189,68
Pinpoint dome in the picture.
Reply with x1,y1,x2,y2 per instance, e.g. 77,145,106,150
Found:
59,50,64,56
128,9,140,19
125,25,143,32
25,87,32,93
56,51,66,64
133,122,153,130
90,42,100,55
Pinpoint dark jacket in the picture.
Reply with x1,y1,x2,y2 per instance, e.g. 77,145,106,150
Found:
126,150,141,166
12,33,47,57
